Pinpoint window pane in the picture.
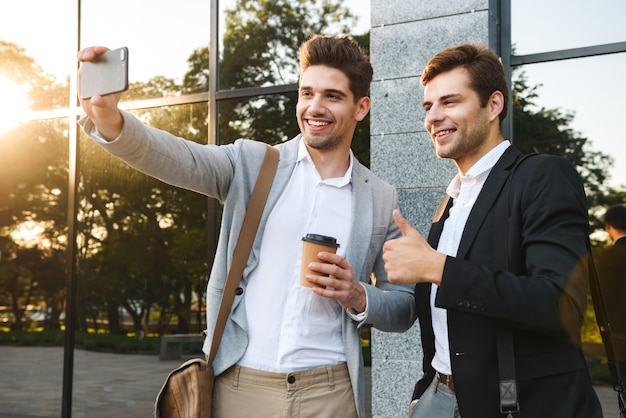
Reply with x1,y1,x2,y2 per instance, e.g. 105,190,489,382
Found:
0,118,69,416
74,104,209,416
81,0,210,100
218,92,298,145
512,53,626,189
218,0,371,89
0,0,73,111
511,0,626,55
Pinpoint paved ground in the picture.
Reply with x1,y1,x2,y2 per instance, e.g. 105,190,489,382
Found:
0,346,620,417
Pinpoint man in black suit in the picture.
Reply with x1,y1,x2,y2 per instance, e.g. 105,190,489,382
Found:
604,204,626,247
382,43,602,417
595,204,626,361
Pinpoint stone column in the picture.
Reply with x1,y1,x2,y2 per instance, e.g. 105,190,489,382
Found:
369,1,489,416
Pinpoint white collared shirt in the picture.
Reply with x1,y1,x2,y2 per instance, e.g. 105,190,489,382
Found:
431,141,511,375
238,137,354,372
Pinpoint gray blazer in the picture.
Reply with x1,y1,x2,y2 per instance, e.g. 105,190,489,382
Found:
81,111,417,417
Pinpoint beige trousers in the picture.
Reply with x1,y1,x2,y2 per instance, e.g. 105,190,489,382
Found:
212,363,357,418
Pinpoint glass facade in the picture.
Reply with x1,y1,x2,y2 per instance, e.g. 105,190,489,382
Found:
511,0,626,55
0,1,370,416
509,0,626,232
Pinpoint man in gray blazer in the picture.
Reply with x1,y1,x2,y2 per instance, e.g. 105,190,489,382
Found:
77,35,416,418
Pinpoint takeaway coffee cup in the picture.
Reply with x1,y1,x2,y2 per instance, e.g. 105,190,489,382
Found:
300,234,340,288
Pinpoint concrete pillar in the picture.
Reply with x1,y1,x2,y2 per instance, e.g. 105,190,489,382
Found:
369,1,489,416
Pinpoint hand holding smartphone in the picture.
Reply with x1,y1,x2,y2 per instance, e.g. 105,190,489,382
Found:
80,47,129,99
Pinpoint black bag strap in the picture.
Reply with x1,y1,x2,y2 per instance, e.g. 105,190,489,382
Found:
207,144,279,364
586,239,626,416
496,327,519,416
494,152,537,416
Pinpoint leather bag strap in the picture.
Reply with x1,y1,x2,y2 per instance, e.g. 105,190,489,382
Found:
207,144,279,364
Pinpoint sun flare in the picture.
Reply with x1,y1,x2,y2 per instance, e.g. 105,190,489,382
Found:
0,75,29,134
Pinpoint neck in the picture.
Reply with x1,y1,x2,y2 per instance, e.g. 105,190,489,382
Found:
306,145,351,180
613,233,626,243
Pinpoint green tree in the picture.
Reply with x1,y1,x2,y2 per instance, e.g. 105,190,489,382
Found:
512,70,626,242
0,42,69,330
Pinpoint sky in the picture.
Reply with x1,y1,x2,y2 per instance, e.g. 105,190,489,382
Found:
0,0,624,187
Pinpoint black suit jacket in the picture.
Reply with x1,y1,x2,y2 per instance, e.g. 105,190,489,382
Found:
413,146,602,417
595,236,626,357
614,236,626,247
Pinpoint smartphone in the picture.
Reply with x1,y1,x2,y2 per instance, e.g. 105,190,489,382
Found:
80,47,129,99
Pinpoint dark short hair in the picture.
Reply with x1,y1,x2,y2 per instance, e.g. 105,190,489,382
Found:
421,42,509,123
299,35,373,102
605,204,626,230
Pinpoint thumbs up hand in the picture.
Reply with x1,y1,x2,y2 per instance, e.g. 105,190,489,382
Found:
382,210,446,285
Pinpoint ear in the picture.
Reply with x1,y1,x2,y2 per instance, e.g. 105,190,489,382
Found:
488,90,505,123
355,96,371,122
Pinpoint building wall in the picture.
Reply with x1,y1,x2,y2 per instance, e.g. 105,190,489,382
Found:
369,1,489,416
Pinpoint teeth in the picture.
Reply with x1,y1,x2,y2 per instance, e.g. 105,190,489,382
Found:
308,120,329,127
435,129,453,137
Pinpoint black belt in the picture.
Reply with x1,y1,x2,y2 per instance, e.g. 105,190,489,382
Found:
437,372,454,392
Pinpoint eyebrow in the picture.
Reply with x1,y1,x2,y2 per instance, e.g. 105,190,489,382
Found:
423,93,462,107
300,86,348,98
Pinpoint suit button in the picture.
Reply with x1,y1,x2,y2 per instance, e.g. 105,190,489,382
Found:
235,287,243,295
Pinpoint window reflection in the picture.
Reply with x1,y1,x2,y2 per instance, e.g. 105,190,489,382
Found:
218,0,369,89
0,1,73,110
81,0,209,100
0,41,71,113
511,0,626,55
0,0,372,416
218,92,299,145
512,54,626,190
0,118,69,415
77,103,209,337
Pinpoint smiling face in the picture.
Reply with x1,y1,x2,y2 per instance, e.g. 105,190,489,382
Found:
296,65,370,152
422,67,504,174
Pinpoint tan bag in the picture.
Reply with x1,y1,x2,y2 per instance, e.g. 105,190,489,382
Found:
155,357,214,418
153,145,279,418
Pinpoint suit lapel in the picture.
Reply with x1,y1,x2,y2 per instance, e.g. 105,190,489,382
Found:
456,146,522,258
346,164,372,282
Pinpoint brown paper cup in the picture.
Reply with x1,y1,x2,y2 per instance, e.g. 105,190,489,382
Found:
300,234,340,288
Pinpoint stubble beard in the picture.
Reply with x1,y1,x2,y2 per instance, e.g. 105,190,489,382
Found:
304,132,343,151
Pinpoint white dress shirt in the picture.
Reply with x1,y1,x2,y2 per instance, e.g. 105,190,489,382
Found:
431,141,510,375
238,138,354,372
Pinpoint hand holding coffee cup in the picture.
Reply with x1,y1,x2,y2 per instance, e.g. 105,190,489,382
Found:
300,234,340,288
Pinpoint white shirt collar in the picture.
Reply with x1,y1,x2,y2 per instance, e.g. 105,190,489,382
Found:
297,136,354,187
446,140,511,199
